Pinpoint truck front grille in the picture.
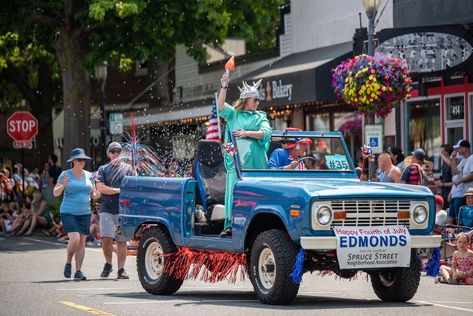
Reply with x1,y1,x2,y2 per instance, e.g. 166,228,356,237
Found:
331,200,410,228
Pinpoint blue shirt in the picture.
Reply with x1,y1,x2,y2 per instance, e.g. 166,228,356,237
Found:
58,169,93,215
268,148,292,169
96,162,133,214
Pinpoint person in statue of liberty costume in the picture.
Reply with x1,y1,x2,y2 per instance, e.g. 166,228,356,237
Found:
217,73,272,237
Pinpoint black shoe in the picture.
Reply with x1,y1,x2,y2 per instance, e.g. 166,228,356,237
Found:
74,270,87,281
219,228,232,237
64,263,72,278
117,268,130,279
101,263,113,277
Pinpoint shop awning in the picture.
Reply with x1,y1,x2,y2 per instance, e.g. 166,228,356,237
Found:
124,104,212,126
228,42,353,108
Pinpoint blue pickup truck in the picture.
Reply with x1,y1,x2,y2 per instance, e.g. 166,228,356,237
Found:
119,130,440,305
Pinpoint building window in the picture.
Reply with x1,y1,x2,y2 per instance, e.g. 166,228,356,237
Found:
444,95,465,145
407,99,441,164
309,113,330,131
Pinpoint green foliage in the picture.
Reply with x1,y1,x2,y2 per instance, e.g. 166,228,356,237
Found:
0,0,284,113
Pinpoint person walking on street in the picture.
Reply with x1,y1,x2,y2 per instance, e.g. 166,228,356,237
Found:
53,148,100,281
96,142,133,279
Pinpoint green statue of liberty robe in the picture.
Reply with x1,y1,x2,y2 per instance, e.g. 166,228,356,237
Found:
218,102,272,230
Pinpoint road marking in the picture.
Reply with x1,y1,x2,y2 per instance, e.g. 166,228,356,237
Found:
416,301,473,313
61,301,115,316
57,287,133,291
431,301,473,304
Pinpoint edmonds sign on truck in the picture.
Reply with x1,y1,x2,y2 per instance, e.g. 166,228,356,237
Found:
7,111,38,149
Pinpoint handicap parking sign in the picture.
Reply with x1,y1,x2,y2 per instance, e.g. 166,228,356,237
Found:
365,125,383,154
369,137,379,147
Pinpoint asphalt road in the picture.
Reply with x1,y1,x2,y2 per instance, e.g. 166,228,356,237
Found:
0,233,471,316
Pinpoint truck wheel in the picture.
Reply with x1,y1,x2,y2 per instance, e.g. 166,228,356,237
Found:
137,226,183,295
370,251,421,302
248,229,300,305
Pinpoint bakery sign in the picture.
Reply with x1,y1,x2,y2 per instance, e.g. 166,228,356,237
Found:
258,79,294,102
376,31,473,74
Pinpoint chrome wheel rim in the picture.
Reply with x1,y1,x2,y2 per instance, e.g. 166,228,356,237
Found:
258,247,276,290
145,241,164,280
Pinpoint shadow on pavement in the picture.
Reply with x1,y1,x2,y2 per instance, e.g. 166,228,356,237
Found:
33,278,122,284
103,290,419,310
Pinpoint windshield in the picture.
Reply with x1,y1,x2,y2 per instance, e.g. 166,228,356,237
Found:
239,134,354,172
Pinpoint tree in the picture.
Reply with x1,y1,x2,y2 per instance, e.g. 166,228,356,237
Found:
0,32,59,165
0,0,284,165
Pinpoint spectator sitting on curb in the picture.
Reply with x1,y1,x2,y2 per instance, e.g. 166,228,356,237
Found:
438,233,473,285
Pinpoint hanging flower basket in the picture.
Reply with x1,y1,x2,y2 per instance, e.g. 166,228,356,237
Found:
331,54,412,118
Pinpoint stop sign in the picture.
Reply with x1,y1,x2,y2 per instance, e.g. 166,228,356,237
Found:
7,111,38,142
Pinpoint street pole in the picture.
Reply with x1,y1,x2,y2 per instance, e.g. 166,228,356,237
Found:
363,0,380,181
98,78,106,164
367,14,376,181
21,148,25,202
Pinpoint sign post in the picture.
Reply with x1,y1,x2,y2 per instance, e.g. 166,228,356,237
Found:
364,124,383,181
7,111,39,199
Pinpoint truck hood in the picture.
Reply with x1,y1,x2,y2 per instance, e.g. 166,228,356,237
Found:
246,177,433,199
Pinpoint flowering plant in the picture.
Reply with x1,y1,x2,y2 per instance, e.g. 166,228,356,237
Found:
332,54,412,118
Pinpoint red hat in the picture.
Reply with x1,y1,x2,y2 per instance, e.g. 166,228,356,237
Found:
283,128,312,149
435,195,444,206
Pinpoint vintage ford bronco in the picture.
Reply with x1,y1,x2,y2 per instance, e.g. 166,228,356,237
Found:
119,130,440,305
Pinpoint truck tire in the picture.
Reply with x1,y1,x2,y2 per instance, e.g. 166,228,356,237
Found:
137,226,183,295
370,251,421,302
248,229,300,305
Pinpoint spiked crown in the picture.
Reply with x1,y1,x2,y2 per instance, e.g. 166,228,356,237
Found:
238,79,262,99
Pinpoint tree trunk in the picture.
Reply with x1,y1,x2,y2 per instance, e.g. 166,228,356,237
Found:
55,26,91,166
30,61,54,166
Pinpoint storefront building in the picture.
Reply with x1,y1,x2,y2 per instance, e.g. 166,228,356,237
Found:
227,42,364,160
372,24,473,170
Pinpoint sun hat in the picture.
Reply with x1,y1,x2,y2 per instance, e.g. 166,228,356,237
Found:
108,142,122,151
434,195,444,206
453,139,471,149
464,188,473,197
66,148,92,163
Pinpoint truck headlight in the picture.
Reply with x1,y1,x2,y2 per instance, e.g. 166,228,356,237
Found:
317,206,332,226
413,205,428,224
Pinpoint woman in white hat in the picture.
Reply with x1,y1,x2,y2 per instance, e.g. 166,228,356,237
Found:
53,148,100,281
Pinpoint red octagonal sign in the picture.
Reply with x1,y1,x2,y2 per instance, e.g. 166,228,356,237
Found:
7,111,38,148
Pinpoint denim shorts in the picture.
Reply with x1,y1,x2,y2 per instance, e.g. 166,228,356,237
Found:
61,213,91,235
99,212,127,242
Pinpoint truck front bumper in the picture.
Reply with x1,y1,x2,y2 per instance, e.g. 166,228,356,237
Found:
300,234,441,250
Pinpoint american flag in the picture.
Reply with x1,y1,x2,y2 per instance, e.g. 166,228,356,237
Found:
206,94,220,140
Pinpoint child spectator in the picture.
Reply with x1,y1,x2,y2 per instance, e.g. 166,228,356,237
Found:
24,191,51,235
439,233,473,285
435,195,448,227
87,202,101,246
